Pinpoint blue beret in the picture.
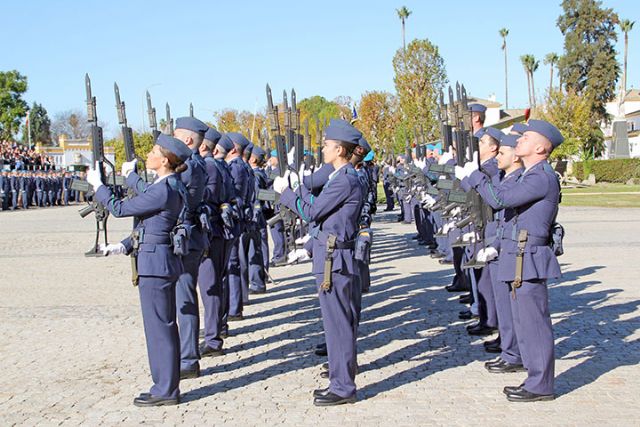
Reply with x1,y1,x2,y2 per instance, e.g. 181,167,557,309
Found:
204,127,221,144
226,132,250,149
156,134,192,162
217,134,234,151
469,103,487,113
510,122,528,135
251,146,266,160
474,128,487,138
175,117,208,135
270,149,277,157
484,127,504,142
523,119,564,148
324,119,362,145
357,136,371,153
363,150,375,162
245,143,254,155
499,134,519,148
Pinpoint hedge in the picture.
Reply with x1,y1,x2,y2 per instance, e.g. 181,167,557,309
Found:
573,158,640,183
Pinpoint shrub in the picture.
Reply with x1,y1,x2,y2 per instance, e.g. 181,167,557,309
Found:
573,158,640,182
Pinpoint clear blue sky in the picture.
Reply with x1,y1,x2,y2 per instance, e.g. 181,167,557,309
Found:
2,0,638,136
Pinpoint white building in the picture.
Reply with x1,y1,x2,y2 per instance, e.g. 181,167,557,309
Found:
35,135,116,170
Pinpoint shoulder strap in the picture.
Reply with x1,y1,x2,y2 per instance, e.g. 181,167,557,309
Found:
167,175,189,223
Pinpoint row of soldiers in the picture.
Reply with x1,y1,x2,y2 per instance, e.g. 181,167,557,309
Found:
83,114,378,407
386,101,564,403
0,169,82,211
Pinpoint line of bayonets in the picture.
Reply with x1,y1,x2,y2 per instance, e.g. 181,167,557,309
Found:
390,82,493,270
72,75,326,259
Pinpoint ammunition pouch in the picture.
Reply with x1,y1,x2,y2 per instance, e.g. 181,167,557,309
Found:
198,205,213,234
550,222,564,256
170,223,194,256
512,229,528,296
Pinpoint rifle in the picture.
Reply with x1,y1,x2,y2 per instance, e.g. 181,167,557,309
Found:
165,103,174,135
304,118,312,169
315,116,323,167
146,91,161,142
290,89,304,172
75,74,117,257
405,136,412,164
115,82,149,188
189,102,194,118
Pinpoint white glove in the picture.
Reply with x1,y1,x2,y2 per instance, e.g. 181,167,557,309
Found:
454,165,467,181
462,152,480,177
121,159,137,178
99,242,126,256
299,164,311,177
404,195,412,203
451,206,462,217
288,171,300,191
287,147,295,165
414,159,426,169
462,231,477,243
389,166,396,173
86,162,104,190
443,221,456,234
438,147,454,165
421,194,436,208
287,248,310,264
273,175,289,194
477,247,498,263
295,234,311,245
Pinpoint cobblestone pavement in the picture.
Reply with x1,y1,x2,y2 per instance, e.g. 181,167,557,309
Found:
0,205,638,426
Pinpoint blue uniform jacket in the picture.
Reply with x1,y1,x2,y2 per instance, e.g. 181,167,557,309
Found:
202,154,225,239
280,163,363,275
96,172,183,279
468,160,561,282
303,163,334,195
179,151,207,251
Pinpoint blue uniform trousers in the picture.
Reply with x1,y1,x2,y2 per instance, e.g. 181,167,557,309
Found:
261,227,269,272
240,229,266,293
383,182,394,210
220,236,237,336
227,235,244,316
20,191,28,209
477,263,498,327
495,272,521,365
138,276,180,399
509,280,555,395
269,220,285,261
176,249,203,370
198,237,226,351
318,272,358,398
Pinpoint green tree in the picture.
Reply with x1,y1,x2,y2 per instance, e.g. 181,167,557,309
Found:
544,53,559,95
297,95,343,146
111,131,155,170
557,0,619,122
538,89,603,160
396,6,412,52
520,54,539,108
499,28,510,109
22,102,51,145
0,70,29,140
620,19,635,94
392,38,447,143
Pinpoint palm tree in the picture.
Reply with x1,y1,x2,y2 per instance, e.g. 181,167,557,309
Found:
396,6,412,52
499,28,509,109
620,19,635,95
544,53,559,95
521,54,539,108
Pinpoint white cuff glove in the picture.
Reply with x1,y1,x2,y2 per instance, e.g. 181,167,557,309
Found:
86,162,104,190
288,171,300,191
273,175,288,194
462,231,477,243
121,159,137,178
295,234,311,245
287,248,310,264
415,159,426,169
454,165,467,181
99,242,126,256
477,247,498,263
451,207,462,217
438,147,454,165
287,147,295,166
422,195,436,208
443,221,456,234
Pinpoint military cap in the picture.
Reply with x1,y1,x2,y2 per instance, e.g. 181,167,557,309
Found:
156,134,192,162
251,146,266,161
523,119,564,148
175,117,208,135
363,150,375,162
204,127,222,144
357,136,371,154
485,127,504,142
324,119,362,145
270,149,277,157
217,134,235,151
226,132,250,149
510,122,528,135
469,103,487,113
499,134,519,148
245,143,254,155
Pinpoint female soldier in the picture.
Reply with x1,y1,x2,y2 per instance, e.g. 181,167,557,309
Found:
273,119,363,406
85,134,192,407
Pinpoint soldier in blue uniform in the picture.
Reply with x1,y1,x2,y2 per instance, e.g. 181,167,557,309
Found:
248,146,268,294
0,170,9,210
382,163,395,211
86,134,192,407
274,119,363,406
172,117,209,379
266,152,287,266
196,127,229,357
223,132,252,321
458,119,563,402
63,171,73,205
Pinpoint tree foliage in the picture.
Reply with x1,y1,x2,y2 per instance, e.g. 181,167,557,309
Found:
22,102,52,145
0,70,29,140
392,38,447,143
557,0,619,122
51,110,92,143
357,91,399,154
537,88,603,160
110,131,155,170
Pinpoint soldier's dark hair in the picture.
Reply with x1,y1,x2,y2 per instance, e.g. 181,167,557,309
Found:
158,146,188,173
473,111,486,125
336,140,357,161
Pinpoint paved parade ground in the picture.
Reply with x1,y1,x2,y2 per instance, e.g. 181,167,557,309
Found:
0,205,638,426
